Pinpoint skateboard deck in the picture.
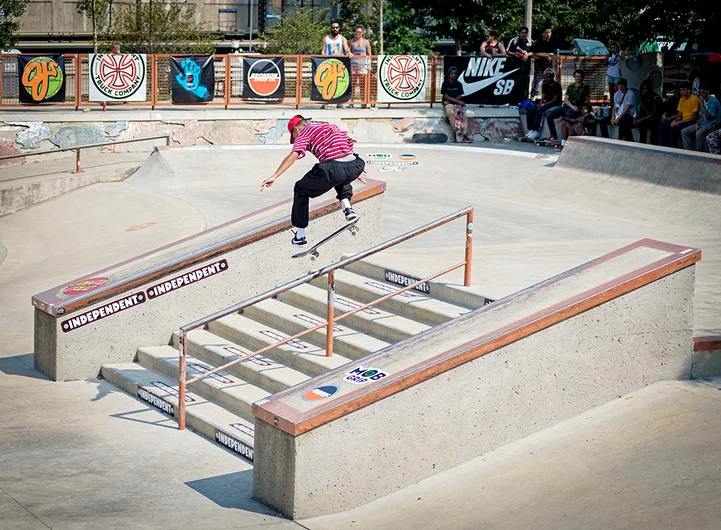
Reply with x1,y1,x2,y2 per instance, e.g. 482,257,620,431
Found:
292,215,361,260
412,133,448,144
534,139,560,147
515,135,535,143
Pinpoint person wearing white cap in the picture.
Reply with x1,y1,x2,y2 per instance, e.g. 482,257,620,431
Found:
260,115,367,246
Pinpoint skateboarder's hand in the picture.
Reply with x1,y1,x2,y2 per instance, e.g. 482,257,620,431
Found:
260,175,277,192
358,171,368,184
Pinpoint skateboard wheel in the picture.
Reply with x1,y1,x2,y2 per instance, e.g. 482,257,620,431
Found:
310,255,316,261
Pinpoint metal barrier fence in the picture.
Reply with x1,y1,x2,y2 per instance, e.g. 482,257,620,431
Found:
0,53,611,109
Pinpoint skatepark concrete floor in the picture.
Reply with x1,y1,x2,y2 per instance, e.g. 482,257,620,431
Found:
1,142,720,528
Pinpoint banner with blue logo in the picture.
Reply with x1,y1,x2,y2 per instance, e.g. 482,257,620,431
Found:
170,56,214,104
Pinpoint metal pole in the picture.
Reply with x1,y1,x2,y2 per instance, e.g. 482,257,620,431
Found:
249,0,254,52
464,209,474,286
73,149,83,174
379,0,384,55
178,331,187,430
326,270,335,357
525,0,533,40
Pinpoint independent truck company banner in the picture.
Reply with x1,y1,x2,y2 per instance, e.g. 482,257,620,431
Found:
242,57,285,101
377,55,428,103
311,57,352,103
19,55,66,104
89,54,147,101
443,56,527,105
170,56,214,103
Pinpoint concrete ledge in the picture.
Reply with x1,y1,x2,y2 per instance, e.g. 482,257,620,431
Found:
692,336,721,378
252,238,699,518
558,136,721,194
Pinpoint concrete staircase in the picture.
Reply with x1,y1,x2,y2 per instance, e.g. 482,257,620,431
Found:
101,258,491,461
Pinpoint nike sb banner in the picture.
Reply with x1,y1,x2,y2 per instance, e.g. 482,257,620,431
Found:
376,55,428,103
442,56,527,105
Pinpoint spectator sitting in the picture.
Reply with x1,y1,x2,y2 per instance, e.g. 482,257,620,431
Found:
544,69,591,141
442,67,473,143
658,81,700,147
556,104,597,151
507,26,534,61
606,41,623,100
661,84,681,124
599,78,636,141
681,83,720,151
634,80,663,144
481,30,506,57
524,68,562,140
530,28,555,98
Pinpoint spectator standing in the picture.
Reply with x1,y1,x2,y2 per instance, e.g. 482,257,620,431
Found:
544,69,591,141
599,78,636,141
658,81,700,147
507,27,534,61
681,84,720,151
349,25,372,109
480,30,506,57
320,21,351,109
525,68,562,140
530,28,556,98
634,80,663,144
556,104,597,151
441,67,473,143
606,41,623,100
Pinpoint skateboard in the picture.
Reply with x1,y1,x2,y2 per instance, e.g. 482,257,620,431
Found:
534,138,560,147
292,215,361,260
515,135,535,143
412,133,448,144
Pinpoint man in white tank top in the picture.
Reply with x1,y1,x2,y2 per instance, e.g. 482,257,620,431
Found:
320,20,351,56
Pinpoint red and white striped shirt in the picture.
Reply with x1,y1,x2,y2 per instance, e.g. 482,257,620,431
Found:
291,123,355,163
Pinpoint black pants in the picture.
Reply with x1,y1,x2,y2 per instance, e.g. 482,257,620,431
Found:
292,154,365,228
599,114,634,141
637,119,660,144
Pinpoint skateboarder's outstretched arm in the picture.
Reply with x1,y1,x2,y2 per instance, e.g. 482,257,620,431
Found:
260,151,300,192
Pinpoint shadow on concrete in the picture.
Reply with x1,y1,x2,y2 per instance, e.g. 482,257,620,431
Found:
185,469,283,516
0,352,50,381
109,407,179,430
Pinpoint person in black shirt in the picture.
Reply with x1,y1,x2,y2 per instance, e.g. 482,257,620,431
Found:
442,67,472,143
531,28,556,98
634,80,663,144
524,68,562,139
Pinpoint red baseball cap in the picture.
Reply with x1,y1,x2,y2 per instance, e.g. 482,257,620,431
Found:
288,115,307,141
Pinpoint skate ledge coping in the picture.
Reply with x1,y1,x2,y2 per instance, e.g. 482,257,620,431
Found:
31,178,386,317
253,238,701,437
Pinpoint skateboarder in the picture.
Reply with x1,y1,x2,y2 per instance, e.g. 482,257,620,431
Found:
260,115,367,246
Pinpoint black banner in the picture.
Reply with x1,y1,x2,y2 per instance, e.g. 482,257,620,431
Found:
311,57,352,103
170,56,214,103
443,56,527,105
19,55,66,104
242,57,285,101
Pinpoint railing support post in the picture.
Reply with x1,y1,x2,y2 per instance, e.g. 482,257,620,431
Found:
224,54,231,110
178,331,187,430
326,270,335,357
73,148,83,174
464,209,474,286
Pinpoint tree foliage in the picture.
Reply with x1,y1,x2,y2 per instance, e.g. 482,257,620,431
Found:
103,0,216,54
76,0,111,52
329,0,381,49
382,2,434,55
260,7,330,55
0,0,27,51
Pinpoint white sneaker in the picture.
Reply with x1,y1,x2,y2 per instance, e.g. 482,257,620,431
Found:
528,130,541,140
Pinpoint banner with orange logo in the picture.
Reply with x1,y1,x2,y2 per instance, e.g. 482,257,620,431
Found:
19,55,66,104
170,56,214,103
242,57,285,102
311,57,352,103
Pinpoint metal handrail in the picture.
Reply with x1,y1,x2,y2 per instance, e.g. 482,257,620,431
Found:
0,135,171,173
176,206,475,429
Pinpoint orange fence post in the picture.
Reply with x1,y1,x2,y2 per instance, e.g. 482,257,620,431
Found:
0,56,4,107
151,55,158,110
75,55,82,111
72,149,83,174
178,332,187,430
464,209,474,286
296,55,302,110
225,55,231,110
430,56,437,108
326,270,335,357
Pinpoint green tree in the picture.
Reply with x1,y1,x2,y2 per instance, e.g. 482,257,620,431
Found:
104,0,215,54
329,0,381,49
0,0,28,51
76,0,111,53
260,7,330,55
383,2,434,55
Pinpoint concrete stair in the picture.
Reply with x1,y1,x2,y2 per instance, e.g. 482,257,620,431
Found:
101,257,489,460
